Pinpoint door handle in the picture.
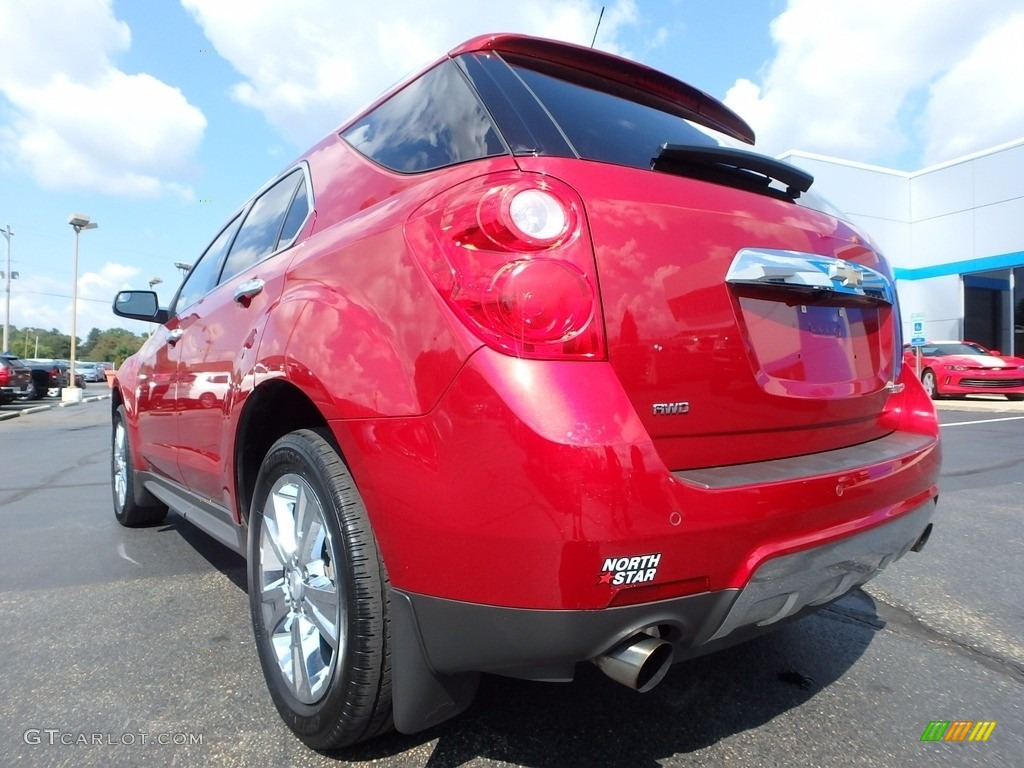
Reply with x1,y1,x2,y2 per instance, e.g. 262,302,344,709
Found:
166,328,184,346
234,278,265,304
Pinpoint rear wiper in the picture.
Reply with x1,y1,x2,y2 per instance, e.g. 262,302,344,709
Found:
652,144,813,202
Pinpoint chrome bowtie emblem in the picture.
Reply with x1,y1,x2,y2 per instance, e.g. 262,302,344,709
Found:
829,261,863,287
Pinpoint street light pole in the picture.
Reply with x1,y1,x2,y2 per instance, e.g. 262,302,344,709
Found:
2,225,13,353
147,277,163,337
64,214,97,403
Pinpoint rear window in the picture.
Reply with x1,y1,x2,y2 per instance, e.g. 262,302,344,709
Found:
342,59,507,173
506,60,728,170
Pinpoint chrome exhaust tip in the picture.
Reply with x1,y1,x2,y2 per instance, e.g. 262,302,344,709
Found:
592,634,674,693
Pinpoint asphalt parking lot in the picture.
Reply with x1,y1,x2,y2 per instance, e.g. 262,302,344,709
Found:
0,396,1021,767
0,383,107,421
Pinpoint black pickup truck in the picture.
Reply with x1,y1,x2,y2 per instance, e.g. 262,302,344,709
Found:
24,358,85,398
0,356,85,402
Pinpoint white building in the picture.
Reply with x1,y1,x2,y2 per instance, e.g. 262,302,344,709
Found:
780,138,1024,356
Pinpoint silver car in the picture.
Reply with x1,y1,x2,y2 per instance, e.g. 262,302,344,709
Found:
75,362,105,383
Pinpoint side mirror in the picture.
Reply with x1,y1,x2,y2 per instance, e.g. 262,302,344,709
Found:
112,290,169,324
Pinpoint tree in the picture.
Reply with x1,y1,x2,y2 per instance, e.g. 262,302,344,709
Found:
80,327,148,367
82,327,102,355
3,325,147,366
5,326,72,358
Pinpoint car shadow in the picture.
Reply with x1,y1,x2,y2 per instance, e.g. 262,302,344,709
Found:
158,511,248,591
160,510,884,766
334,590,883,767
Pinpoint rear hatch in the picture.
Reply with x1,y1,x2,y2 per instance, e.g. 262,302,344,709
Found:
524,156,899,469
459,41,901,470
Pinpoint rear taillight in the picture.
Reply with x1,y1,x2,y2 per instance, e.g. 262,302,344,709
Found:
406,172,605,360
0,367,8,385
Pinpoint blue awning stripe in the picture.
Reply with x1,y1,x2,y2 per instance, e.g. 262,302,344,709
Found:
893,250,1024,281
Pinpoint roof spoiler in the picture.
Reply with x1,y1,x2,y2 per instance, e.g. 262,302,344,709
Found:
451,33,755,145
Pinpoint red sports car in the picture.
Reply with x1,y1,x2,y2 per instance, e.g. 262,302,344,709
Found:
904,340,1024,401
111,33,941,748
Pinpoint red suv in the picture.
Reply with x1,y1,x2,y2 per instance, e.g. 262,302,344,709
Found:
0,354,34,404
111,34,941,749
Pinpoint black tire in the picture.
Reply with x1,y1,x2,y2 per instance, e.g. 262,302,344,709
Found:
1007,394,1024,402
248,429,392,749
30,372,47,400
111,405,168,526
921,369,942,400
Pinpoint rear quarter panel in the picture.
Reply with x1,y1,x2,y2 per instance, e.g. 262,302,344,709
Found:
254,143,519,417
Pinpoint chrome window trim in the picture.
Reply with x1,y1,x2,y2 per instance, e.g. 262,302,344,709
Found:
216,164,313,286
169,162,314,316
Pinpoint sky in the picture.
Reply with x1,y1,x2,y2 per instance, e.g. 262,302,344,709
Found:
1,0,1022,343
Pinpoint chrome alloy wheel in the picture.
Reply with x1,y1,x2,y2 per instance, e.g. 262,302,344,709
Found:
258,473,342,705
113,421,128,510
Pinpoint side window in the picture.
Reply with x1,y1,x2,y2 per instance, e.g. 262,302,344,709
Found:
341,59,506,173
219,170,304,283
174,215,242,314
278,176,309,246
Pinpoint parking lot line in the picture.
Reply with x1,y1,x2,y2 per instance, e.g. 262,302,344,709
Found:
942,415,1024,428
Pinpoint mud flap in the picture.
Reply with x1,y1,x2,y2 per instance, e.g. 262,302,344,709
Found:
390,589,480,734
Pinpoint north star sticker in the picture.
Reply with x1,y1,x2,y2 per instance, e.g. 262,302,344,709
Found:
597,553,662,586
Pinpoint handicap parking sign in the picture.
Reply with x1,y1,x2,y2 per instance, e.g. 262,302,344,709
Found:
909,312,926,347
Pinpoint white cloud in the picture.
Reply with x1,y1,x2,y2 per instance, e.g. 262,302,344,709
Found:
182,0,637,146
0,0,129,86
920,13,1024,165
5,262,145,341
0,0,205,198
723,0,1024,168
79,262,142,301
75,263,153,339
8,275,69,337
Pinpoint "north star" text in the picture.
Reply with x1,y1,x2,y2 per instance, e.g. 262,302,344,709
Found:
600,553,662,585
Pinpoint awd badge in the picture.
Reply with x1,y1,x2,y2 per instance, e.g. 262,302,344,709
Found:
652,402,689,416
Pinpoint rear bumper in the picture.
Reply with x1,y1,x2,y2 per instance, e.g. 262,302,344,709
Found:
329,347,942,733
1,383,31,401
391,498,935,732
334,349,941,610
